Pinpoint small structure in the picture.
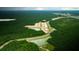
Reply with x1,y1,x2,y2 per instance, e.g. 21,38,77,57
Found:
24,20,55,33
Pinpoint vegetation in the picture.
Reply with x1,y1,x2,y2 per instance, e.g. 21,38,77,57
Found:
0,11,55,50
0,10,79,51
0,40,39,51
48,18,79,50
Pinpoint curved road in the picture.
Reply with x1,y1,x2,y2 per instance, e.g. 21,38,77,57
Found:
0,16,65,50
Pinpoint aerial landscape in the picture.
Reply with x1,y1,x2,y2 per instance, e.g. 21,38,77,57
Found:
0,7,79,51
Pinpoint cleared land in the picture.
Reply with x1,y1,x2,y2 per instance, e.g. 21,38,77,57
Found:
0,11,79,51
